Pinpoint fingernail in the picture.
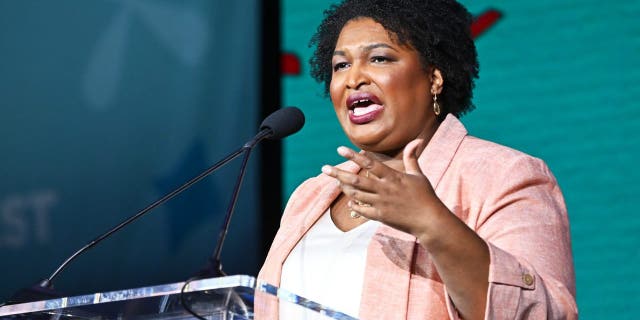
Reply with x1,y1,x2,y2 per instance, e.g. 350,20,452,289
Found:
347,200,353,207
337,146,351,157
321,165,332,175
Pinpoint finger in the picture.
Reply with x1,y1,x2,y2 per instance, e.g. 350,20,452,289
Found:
340,184,378,204
347,199,379,220
321,165,377,192
336,146,394,178
402,139,425,176
336,146,370,166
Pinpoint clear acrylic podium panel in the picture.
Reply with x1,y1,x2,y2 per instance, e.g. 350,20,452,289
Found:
0,275,358,320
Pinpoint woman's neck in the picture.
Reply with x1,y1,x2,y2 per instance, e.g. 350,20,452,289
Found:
367,151,405,172
363,118,437,170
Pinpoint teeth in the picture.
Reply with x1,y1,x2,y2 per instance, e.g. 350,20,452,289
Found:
351,99,371,107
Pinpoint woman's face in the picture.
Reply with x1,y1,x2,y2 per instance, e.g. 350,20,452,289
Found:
330,18,441,156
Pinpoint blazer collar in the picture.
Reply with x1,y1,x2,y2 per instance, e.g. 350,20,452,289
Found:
418,114,468,189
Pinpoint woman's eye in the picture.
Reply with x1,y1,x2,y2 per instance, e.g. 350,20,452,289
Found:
333,62,349,71
371,56,389,63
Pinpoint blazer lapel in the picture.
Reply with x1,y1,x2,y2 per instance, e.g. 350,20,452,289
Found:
418,114,467,189
261,161,361,287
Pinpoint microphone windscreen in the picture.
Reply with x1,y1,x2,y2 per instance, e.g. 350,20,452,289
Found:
260,106,305,139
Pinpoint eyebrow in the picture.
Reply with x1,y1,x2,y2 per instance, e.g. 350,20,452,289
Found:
333,43,398,57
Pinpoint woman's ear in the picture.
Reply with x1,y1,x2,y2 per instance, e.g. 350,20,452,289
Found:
431,68,444,95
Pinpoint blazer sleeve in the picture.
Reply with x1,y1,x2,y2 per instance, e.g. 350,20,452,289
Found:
450,155,578,319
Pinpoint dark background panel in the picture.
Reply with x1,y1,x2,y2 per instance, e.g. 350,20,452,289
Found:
0,0,272,301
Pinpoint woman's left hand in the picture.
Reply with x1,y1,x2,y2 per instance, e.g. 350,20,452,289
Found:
321,139,450,238
324,139,491,320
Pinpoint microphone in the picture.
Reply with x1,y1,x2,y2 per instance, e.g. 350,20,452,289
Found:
4,106,304,305
259,105,305,140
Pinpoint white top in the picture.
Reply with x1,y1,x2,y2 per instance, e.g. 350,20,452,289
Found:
279,209,380,319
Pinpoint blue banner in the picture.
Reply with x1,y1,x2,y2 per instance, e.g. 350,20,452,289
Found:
281,1,640,318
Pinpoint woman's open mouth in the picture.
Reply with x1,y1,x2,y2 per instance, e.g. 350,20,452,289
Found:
347,93,384,124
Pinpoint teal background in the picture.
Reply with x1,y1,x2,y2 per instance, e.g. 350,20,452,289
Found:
282,0,640,318
0,0,261,300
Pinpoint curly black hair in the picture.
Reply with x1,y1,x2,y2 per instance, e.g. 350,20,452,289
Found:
309,0,479,119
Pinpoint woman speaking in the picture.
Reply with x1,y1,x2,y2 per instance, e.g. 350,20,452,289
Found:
258,0,577,319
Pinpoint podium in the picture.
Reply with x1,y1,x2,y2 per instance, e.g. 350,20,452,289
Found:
0,275,357,319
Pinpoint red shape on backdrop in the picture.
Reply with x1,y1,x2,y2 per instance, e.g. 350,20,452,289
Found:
471,9,502,39
281,8,503,75
282,52,301,75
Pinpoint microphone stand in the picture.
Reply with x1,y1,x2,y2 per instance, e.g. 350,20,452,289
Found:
5,130,269,305
195,129,270,277
180,130,270,319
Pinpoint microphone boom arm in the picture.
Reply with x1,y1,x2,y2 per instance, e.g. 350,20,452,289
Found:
42,131,270,288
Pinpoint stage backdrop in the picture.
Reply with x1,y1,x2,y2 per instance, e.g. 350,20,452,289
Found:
0,0,261,300
282,0,639,318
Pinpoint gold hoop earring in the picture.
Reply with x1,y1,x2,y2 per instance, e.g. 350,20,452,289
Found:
433,93,441,116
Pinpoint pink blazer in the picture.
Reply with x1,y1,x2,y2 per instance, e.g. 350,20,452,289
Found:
257,115,577,319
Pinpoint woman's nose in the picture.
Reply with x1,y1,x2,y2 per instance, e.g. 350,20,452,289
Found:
346,64,369,89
